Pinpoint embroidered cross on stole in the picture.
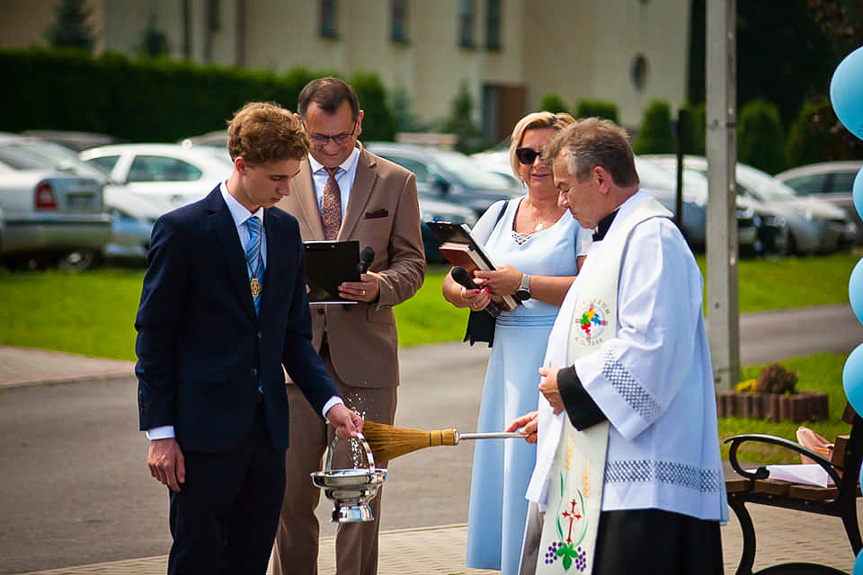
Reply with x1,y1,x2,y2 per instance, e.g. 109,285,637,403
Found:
536,197,671,574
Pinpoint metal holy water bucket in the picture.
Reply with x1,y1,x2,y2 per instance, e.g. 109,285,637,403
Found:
310,432,387,523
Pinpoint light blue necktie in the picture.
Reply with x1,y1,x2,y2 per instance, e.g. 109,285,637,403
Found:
245,216,264,314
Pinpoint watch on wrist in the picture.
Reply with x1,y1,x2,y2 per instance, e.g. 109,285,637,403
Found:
515,273,531,302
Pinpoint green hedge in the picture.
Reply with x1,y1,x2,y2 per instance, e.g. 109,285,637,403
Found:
575,99,619,123
737,99,786,175
0,48,395,143
633,100,675,155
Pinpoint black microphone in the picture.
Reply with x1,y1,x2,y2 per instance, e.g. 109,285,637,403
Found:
451,266,500,318
359,246,375,274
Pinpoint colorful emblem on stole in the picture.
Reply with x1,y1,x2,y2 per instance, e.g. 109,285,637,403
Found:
573,299,610,345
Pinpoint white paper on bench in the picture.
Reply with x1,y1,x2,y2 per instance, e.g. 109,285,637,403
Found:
766,464,833,487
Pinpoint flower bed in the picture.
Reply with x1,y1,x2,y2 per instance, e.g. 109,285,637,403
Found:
715,390,829,422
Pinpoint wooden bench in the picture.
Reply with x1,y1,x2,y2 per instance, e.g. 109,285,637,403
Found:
724,405,863,574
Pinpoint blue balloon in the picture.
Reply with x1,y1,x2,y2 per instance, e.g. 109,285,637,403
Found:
850,258,863,323
831,46,863,139
854,548,863,575
844,344,863,418
854,167,863,220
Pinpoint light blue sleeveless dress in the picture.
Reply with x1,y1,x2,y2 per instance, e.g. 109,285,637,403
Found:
465,198,581,574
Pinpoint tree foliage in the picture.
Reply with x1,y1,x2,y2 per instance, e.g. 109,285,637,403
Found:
350,71,397,142
45,0,95,53
575,99,619,123
633,100,675,155
537,93,569,114
138,14,170,58
737,99,786,174
440,81,487,154
679,102,706,156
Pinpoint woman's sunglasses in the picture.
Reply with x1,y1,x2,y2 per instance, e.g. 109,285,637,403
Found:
515,147,541,165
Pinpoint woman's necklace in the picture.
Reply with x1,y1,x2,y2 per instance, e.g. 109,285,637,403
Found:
530,208,560,231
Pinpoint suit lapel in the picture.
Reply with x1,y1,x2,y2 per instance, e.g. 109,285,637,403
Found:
295,160,326,240
339,146,377,239
207,188,258,323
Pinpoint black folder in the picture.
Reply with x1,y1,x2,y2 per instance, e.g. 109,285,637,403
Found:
304,240,361,304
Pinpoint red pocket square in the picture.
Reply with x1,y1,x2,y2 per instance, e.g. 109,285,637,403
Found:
365,209,388,219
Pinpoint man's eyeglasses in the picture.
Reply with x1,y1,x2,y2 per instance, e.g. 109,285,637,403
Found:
515,147,542,165
308,121,357,146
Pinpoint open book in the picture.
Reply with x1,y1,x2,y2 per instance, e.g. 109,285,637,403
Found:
425,221,518,312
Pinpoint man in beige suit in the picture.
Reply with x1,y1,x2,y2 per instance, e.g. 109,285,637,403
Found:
273,77,425,575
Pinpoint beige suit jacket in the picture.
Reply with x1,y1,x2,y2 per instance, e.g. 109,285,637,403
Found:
276,145,425,388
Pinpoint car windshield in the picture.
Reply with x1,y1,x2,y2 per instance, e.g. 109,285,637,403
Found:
433,150,515,190
737,164,798,201
6,140,111,182
635,157,708,204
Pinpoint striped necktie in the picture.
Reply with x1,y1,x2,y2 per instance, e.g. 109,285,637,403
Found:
245,216,264,314
321,167,342,240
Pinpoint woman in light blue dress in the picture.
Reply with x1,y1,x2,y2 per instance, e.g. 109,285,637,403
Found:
442,112,587,574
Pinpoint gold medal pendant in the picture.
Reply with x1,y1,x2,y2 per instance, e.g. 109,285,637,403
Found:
250,278,263,298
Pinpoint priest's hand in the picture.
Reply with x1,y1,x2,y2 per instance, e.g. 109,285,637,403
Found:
538,367,564,415
506,411,538,444
148,438,185,492
326,403,364,440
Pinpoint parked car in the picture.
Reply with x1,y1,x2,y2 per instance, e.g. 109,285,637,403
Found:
469,149,526,188
644,155,854,255
101,187,170,264
22,130,120,152
80,143,234,208
0,133,111,271
365,143,524,217
776,161,863,244
641,156,789,256
418,196,477,263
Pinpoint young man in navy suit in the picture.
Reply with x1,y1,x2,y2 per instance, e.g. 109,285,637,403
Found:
136,101,363,575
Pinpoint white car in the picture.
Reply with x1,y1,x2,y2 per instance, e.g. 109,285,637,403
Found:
80,144,234,208
0,134,111,270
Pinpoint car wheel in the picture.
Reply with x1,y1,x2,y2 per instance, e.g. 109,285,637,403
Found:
785,232,806,257
3,255,44,272
58,249,102,272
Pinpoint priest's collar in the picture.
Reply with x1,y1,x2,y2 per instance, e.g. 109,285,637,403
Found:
592,209,620,241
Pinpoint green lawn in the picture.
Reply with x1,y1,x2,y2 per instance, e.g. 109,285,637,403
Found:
0,251,859,359
0,252,860,463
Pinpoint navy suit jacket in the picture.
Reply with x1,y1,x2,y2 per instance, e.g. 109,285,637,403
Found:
136,186,338,453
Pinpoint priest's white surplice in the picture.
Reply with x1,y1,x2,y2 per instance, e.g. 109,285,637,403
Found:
526,190,728,523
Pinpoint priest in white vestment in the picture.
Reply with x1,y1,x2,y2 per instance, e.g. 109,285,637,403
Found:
507,118,727,575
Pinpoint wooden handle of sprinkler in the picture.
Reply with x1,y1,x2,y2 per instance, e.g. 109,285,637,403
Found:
428,429,458,446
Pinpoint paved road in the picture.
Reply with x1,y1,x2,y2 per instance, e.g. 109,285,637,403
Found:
1,304,861,573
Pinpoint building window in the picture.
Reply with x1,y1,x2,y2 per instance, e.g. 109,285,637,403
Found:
320,0,338,39
391,0,408,44
458,0,475,48
631,54,649,91
485,0,501,51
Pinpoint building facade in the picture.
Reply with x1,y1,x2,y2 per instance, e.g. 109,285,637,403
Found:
1,0,690,141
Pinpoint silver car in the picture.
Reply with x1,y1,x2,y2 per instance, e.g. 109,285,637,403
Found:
0,134,111,271
776,161,863,245
645,155,853,255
